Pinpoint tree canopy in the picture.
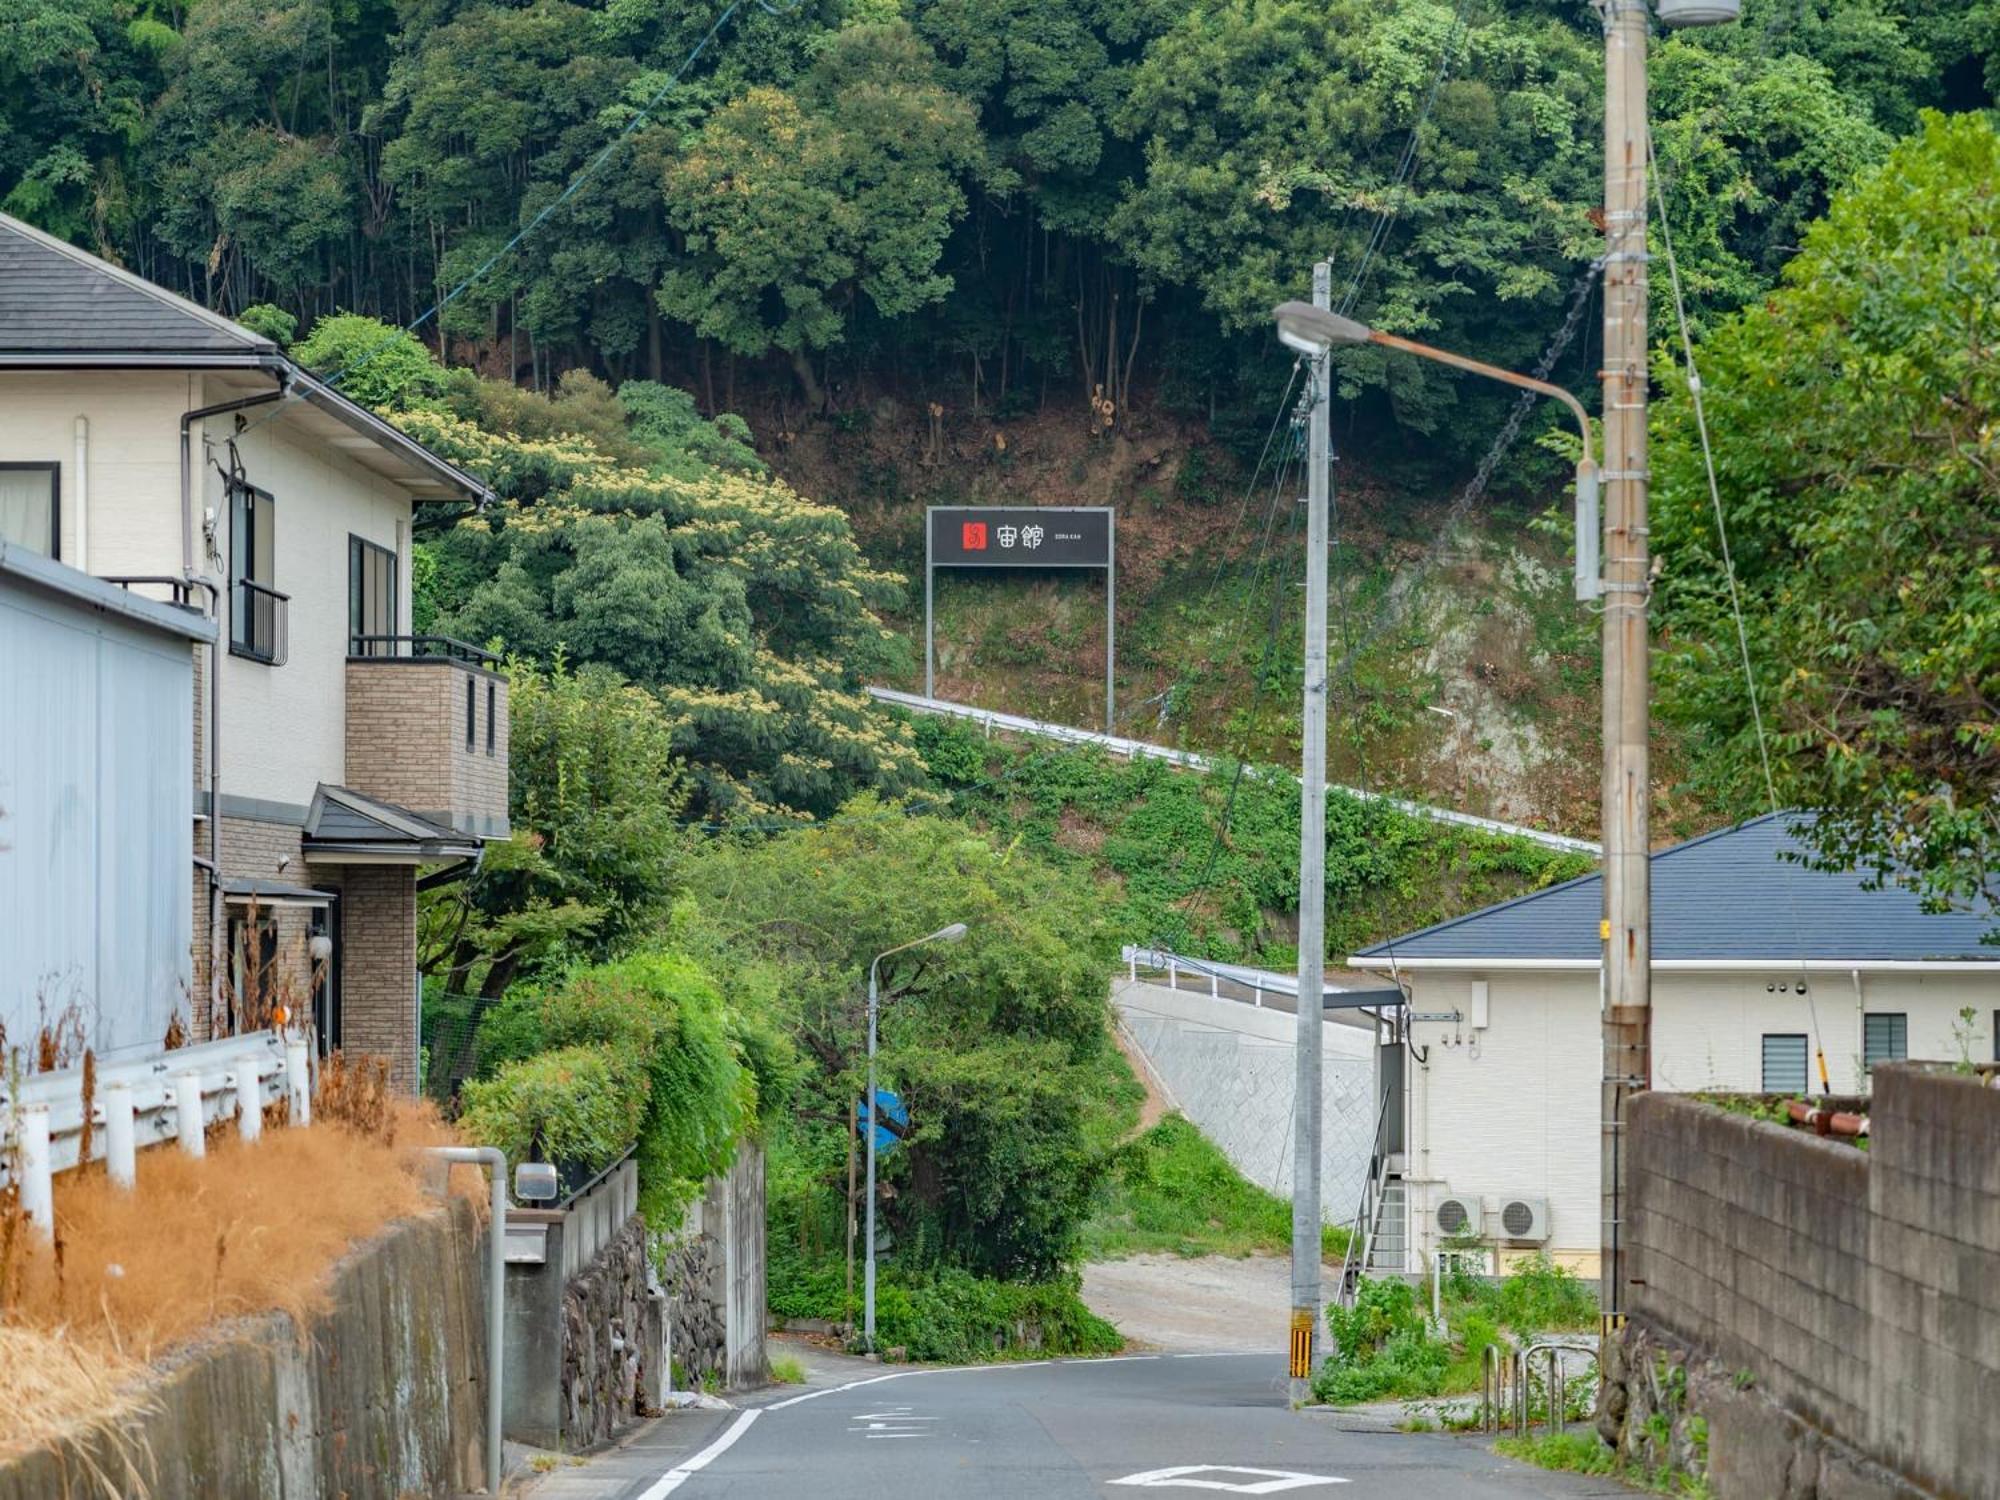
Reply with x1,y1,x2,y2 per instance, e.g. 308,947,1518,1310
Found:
1651,111,2000,928
6,0,1988,460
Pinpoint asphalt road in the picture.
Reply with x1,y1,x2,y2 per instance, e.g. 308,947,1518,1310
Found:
608,1353,1626,1500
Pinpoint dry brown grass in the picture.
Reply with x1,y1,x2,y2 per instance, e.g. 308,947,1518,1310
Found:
0,1086,463,1459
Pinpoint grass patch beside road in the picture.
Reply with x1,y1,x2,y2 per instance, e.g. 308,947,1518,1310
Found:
1496,1431,1712,1497
1313,1257,1597,1404
1081,1115,1350,1262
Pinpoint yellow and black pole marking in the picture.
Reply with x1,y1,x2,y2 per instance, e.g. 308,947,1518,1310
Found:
1289,1310,1315,1380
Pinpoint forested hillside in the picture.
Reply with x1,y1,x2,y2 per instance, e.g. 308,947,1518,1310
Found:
6,0,1988,459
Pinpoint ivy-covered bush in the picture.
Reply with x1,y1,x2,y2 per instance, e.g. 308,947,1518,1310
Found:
457,1044,644,1175
458,946,796,1221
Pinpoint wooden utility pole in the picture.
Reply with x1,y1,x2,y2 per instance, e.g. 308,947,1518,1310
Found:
1598,0,1652,1331
1288,260,1332,1404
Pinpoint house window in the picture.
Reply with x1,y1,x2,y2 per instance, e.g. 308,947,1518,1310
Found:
1863,1013,1907,1072
1761,1033,1808,1094
229,479,285,663
466,674,476,751
485,681,496,755
348,536,398,655
0,462,59,558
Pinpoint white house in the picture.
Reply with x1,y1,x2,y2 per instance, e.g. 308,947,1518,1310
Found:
0,213,507,1091
1344,814,1999,1279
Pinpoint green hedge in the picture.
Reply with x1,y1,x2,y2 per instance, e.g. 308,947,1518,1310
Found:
458,946,797,1221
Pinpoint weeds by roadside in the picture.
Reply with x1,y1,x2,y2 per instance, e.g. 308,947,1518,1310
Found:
1496,1431,1713,1497
769,1354,808,1385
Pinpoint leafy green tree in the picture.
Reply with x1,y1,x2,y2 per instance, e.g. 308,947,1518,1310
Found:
660,21,984,407
1652,111,2000,928
681,798,1136,1278
420,655,690,998
293,311,449,408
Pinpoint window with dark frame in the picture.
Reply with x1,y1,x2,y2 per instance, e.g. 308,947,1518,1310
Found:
486,681,496,755
466,675,476,751
0,462,59,559
229,478,280,661
348,535,398,655
1863,1012,1908,1072
1761,1033,1808,1093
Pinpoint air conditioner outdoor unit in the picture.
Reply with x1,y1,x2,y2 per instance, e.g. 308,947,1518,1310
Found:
1497,1195,1551,1244
1433,1192,1482,1240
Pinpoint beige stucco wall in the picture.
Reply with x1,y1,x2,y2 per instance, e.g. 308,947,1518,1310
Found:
1397,966,1999,1272
0,370,415,814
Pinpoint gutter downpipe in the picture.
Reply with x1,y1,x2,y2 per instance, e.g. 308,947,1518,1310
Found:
73,417,88,569
425,1145,508,1495
181,378,286,1026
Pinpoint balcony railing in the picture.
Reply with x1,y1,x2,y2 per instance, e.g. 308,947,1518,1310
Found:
99,574,208,612
231,579,289,665
348,633,499,667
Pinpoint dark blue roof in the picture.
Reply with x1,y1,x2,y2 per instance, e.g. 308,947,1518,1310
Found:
1354,813,1998,962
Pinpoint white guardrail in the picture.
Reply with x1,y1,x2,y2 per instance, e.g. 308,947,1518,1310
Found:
0,1029,310,1236
867,687,1599,855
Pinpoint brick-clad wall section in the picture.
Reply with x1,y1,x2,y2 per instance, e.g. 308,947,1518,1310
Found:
345,660,508,838
330,863,418,1094
1611,1067,2000,1500
190,817,310,1045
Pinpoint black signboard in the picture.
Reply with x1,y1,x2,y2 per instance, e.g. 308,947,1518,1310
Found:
928,507,1112,569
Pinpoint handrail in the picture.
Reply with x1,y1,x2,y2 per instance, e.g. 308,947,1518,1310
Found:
232,577,289,665
349,632,501,667
1334,1087,1395,1309
99,574,203,610
868,686,1600,854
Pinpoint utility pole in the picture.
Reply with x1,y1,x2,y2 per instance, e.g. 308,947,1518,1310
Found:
1597,0,1653,1335
1288,259,1332,1405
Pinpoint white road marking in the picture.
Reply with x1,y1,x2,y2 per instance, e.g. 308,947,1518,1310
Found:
762,1353,1170,1411
1107,1465,1349,1494
632,1409,762,1499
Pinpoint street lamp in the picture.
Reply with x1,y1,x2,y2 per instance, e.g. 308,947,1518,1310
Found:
1271,301,1602,600
863,921,968,1352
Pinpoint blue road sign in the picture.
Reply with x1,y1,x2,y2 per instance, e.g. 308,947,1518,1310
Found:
860,1089,909,1153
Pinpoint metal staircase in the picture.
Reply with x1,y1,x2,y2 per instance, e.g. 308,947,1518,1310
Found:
1364,1175,1409,1277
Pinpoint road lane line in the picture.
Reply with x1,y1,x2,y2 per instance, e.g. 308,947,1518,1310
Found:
763,1352,1174,1410
633,1409,761,1498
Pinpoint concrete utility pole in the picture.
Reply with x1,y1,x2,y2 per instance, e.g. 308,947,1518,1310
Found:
1597,0,1654,1334
1288,260,1332,1404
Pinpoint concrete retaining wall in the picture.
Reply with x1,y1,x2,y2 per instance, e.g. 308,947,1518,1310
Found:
1112,980,1378,1221
1603,1065,2000,1499
661,1143,767,1391
0,1200,486,1500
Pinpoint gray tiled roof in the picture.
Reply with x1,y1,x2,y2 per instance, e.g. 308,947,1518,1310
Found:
1354,813,1998,963
0,213,273,356
306,785,462,846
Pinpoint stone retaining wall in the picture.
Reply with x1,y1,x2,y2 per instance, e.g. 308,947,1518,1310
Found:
561,1216,664,1449
1601,1064,2000,1500
0,1200,486,1500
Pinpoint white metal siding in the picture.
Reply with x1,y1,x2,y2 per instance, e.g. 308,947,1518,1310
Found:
0,585,193,1058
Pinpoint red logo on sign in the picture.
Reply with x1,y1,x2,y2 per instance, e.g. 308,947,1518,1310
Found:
962,522,988,550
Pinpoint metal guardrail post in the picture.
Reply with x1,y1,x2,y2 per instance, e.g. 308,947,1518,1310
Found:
175,1072,207,1156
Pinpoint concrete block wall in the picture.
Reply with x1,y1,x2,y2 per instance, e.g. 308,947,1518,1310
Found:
0,1199,487,1500
345,658,508,837
1612,1066,2000,1499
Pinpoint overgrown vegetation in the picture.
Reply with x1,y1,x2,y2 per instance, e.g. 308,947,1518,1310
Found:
459,949,795,1223
1081,1115,1348,1262
1312,1257,1597,1405
1496,1431,1714,1498
1653,112,2000,935
910,714,1593,962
